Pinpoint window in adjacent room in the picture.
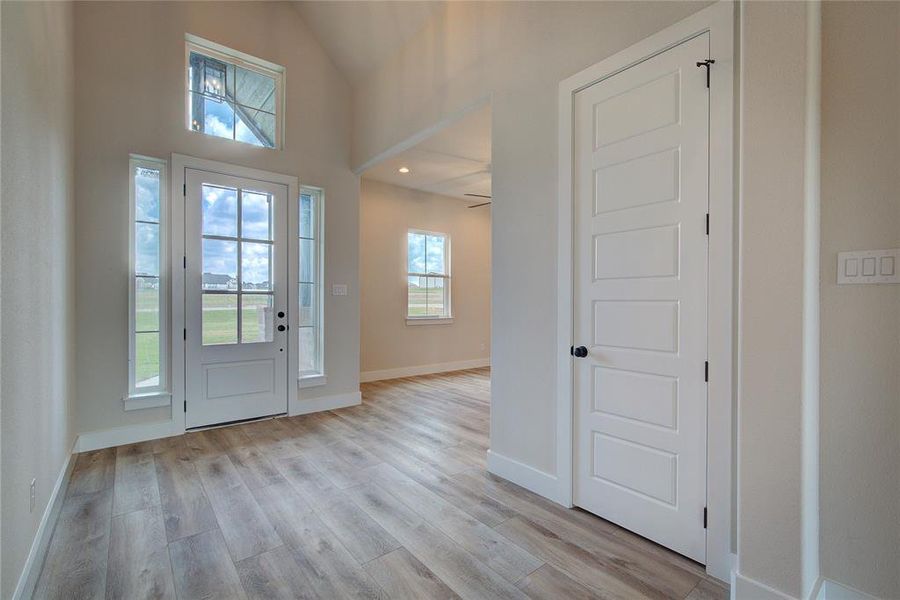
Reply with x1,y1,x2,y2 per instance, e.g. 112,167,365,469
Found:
407,230,451,321
129,155,168,402
299,186,325,383
185,35,284,149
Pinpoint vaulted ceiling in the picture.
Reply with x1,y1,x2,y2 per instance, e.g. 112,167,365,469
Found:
292,1,443,84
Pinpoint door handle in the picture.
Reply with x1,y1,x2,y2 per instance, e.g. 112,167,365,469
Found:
571,346,588,358
277,311,285,319
277,325,286,332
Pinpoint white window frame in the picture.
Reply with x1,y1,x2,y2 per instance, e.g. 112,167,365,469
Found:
184,34,285,149
406,229,453,325
297,185,325,387
126,155,171,410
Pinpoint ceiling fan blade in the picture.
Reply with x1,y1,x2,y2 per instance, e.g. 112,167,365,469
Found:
466,201,492,208
464,193,492,199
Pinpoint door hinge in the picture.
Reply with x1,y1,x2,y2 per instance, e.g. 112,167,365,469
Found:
696,59,715,88
183,183,186,196
183,255,187,269
704,361,709,382
706,213,709,235
183,328,187,341
184,400,187,413
703,506,708,529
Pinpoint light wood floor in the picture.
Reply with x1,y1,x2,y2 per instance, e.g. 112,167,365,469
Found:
34,368,728,600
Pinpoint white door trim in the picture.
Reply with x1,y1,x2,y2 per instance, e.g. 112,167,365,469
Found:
556,1,735,581
170,154,299,434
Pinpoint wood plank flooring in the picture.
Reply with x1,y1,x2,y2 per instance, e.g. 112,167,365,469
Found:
34,368,728,600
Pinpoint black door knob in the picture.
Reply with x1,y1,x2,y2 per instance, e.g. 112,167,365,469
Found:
572,346,588,358
277,325,286,332
277,311,285,318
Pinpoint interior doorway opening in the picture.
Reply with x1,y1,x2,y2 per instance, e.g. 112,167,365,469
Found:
357,103,493,385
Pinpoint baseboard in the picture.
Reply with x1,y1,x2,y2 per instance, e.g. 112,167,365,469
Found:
76,419,183,452
360,358,490,383
815,579,880,600
486,449,561,504
12,440,77,600
290,390,361,416
731,570,798,600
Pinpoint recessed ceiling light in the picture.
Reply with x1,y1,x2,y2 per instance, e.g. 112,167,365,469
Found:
398,167,410,174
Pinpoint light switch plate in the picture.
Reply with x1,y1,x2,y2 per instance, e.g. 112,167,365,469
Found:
837,249,900,284
332,284,348,296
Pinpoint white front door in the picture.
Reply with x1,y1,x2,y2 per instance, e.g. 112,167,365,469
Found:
573,33,710,562
184,167,289,428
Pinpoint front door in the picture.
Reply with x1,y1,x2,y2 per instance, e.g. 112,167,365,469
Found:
573,33,710,562
184,167,288,428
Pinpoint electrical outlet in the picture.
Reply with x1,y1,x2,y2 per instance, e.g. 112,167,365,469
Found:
30,479,36,513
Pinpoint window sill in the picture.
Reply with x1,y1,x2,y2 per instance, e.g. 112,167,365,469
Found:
406,317,454,326
298,374,327,389
123,392,171,412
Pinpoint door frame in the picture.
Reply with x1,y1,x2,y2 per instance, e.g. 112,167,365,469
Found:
556,1,736,581
170,154,300,433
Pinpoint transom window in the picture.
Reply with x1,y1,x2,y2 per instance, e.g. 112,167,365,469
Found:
186,35,284,148
201,184,275,345
299,187,324,378
407,230,451,319
129,156,168,397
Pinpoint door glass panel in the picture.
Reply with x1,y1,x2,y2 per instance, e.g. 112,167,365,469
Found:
299,239,314,283
135,277,159,331
299,327,316,373
134,168,160,222
135,331,160,387
241,191,272,240
135,222,160,276
202,294,238,345
241,294,273,343
300,193,314,238
202,185,238,237
299,283,315,326
242,242,271,291
202,239,238,290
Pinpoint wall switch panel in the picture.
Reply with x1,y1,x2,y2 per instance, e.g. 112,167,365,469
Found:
331,284,348,296
837,249,900,284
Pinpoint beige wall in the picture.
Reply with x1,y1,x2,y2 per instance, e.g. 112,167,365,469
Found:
353,0,711,476
1,2,76,596
736,3,810,596
820,2,900,596
360,179,490,376
73,1,359,434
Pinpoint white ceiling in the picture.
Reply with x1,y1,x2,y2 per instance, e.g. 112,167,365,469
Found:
362,104,491,201
293,1,443,83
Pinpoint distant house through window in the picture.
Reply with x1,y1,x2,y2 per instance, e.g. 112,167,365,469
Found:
186,35,284,148
407,230,451,320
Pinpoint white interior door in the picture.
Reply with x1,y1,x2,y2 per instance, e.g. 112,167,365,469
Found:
184,167,288,428
573,33,710,562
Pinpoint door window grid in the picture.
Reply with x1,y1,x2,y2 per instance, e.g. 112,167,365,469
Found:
299,187,323,377
129,156,167,396
201,184,275,345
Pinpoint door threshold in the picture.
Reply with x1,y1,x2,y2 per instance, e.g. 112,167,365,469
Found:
186,412,288,432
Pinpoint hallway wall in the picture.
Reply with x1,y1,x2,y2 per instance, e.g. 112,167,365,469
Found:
0,2,76,596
